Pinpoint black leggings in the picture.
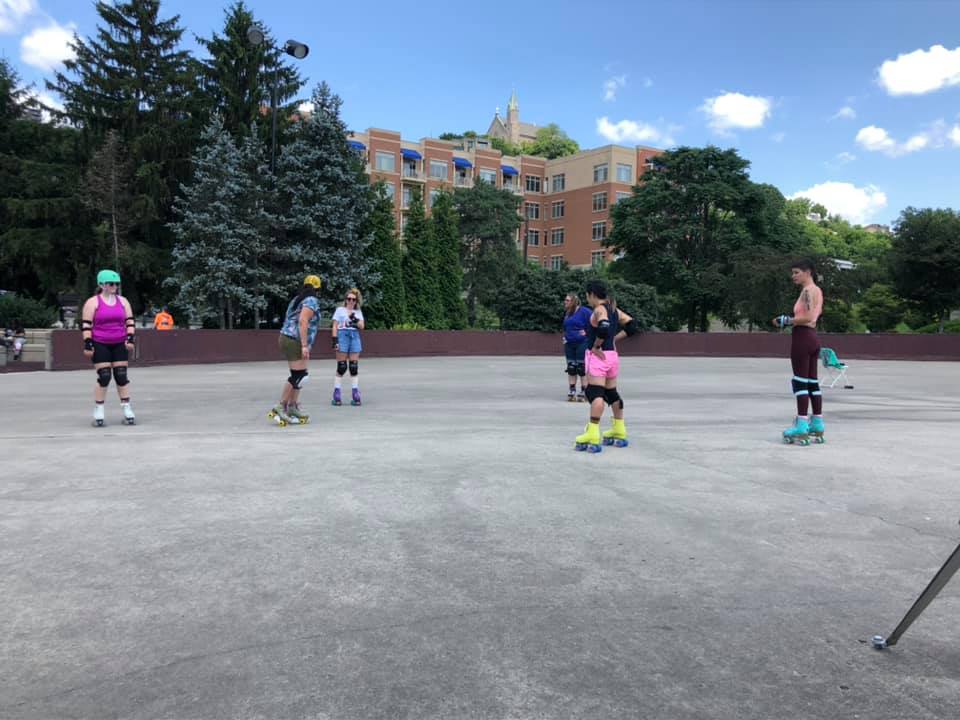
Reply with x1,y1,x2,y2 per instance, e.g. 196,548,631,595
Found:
791,327,822,416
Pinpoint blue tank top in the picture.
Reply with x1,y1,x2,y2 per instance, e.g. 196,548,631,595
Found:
586,303,619,351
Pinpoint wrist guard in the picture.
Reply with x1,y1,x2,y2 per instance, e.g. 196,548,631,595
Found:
126,334,135,344
332,336,339,349
624,319,640,337
84,337,94,352
776,315,793,328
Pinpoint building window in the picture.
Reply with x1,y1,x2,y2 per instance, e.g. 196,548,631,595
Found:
400,214,408,233
479,168,497,185
550,228,565,246
593,163,609,183
615,191,630,204
429,189,440,208
592,192,608,212
383,182,396,200
526,229,540,246
375,151,396,173
525,202,540,220
592,221,607,241
551,200,565,219
616,163,632,183
552,174,565,192
525,175,541,192
591,250,606,267
429,160,448,180
402,185,415,209
550,255,564,271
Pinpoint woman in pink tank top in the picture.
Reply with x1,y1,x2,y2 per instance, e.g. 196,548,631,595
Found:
80,269,137,427
772,258,825,445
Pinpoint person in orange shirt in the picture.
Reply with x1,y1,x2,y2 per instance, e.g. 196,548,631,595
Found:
154,306,174,331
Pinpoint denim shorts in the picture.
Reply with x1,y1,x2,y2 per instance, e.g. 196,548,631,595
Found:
337,329,362,354
564,340,587,364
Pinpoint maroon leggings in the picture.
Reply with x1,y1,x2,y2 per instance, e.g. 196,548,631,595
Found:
791,326,822,416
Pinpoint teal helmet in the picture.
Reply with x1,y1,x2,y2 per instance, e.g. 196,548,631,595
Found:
96,269,121,285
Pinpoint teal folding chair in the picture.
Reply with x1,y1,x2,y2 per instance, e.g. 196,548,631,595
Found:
820,347,854,389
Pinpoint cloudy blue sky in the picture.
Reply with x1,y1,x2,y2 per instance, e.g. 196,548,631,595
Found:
3,0,959,225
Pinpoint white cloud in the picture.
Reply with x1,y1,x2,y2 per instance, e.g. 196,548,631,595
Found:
701,92,771,132
0,0,35,34
856,120,950,157
771,132,785,143
602,74,626,102
596,116,676,146
22,88,64,122
831,106,856,120
297,101,314,115
878,44,960,96
20,21,76,71
950,125,960,146
835,151,856,164
790,182,887,225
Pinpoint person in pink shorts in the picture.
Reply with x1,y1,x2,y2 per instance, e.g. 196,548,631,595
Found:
574,280,640,452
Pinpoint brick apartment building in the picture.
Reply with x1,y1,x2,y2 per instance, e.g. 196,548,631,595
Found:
346,95,662,269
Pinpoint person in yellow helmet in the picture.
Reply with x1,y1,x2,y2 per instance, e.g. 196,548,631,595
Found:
268,275,323,426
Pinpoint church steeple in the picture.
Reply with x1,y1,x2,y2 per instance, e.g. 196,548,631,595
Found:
507,89,519,113
507,89,520,144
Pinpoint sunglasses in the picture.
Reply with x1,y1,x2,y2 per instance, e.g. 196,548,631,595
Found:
345,297,357,301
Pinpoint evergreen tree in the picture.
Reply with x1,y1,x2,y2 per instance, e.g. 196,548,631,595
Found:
430,191,467,329
363,182,406,328
167,115,267,328
196,1,303,142
0,59,25,122
48,0,203,305
452,181,522,326
401,191,443,328
82,130,134,266
276,82,376,310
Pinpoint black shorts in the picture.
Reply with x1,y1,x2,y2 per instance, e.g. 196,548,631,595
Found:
92,341,128,364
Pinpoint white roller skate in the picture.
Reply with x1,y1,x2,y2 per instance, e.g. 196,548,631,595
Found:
121,401,136,425
267,404,293,427
92,403,105,427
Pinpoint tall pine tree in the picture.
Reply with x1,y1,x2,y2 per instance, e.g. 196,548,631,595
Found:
276,82,376,309
167,115,269,328
82,130,134,267
402,191,444,329
48,0,203,306
430,191,467,329
363,182,406,328
196,1,303,143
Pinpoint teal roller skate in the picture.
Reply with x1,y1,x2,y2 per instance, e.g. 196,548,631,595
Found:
267,403,292,427
574,422,602,453
782,417,810,446
809,415,825,444
286,403,309,424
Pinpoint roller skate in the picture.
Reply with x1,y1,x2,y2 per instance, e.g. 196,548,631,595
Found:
286,403,309,424
331,388,342,406
121,400,136,425
92,403,105,428
574,422,602,453
576,390,586,403
602,418,629,447
351,388,362,406
782,417,810,446
567,388,577,402
267,403,292,427
809,415,825,444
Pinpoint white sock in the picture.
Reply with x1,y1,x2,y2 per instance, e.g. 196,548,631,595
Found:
334,378,342,390
351,379,359,389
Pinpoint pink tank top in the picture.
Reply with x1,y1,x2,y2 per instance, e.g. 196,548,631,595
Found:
92,294,127,344
793,287,821,325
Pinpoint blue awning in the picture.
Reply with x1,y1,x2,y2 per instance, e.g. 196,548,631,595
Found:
501,164,518,177
347,140,365,151
453,156,473,169
401,148,422,160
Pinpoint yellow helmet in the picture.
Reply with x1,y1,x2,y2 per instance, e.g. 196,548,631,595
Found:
303,275,322,289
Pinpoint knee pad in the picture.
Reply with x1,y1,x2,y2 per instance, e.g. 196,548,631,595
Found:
96,367,112,387
336,360,347,376
112,366,129,387
288,369,308,389
604,388,622,408
808,381,821,396
565,360,578,376
792,376,808,396
349,360,358,377
576,362,586,377
585,385,606,403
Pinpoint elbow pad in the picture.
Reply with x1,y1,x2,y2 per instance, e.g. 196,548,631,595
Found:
624,319,640,337
596,319,611,339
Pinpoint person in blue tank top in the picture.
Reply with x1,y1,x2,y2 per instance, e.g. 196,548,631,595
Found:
269,275,323,426
562,293,593,401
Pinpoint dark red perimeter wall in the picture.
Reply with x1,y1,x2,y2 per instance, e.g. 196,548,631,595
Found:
47,329,960,370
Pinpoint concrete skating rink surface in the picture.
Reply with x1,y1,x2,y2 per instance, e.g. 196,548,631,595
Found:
2,356,960,720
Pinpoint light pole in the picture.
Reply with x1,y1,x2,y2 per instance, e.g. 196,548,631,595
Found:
246,25,309,173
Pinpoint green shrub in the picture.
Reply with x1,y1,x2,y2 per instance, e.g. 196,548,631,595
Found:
915,319,960,334
0,293,58,328
820,299,853,333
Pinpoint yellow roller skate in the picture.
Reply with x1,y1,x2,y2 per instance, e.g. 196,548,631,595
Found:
267,404,292,427
574,422,602,453
602,418,628,448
